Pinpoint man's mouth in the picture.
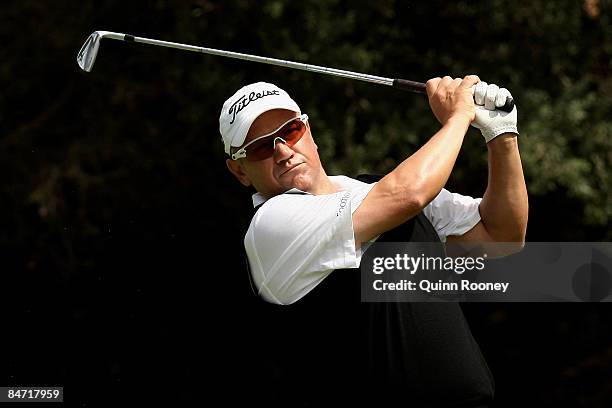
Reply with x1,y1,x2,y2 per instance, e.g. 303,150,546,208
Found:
280,162,304,176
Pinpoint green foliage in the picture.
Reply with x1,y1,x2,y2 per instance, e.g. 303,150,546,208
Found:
1,0,610,256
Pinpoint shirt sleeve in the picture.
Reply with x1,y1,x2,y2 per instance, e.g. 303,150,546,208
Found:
422,188,482,242
245,190,365,305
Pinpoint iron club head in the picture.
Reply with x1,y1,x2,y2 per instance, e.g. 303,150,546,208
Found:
77,31,125,72
77,31,102,72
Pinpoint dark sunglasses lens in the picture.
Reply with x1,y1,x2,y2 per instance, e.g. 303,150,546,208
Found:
246,118,307,161
280,121,306,146
248,138,275,161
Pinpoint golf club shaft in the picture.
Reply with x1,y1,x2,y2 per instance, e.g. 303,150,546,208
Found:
81,32,514,111
111,33,426,93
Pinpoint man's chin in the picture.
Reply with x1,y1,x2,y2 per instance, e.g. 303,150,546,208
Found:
281,170,312,192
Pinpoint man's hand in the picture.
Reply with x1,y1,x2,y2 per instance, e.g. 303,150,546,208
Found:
426,75,480,125
471,82,519,143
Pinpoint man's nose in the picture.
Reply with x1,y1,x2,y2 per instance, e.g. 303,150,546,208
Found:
273,137,294,162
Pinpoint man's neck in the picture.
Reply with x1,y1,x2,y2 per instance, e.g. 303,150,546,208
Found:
308,173,340,195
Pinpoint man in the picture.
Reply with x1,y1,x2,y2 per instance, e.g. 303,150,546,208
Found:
220,76,528,406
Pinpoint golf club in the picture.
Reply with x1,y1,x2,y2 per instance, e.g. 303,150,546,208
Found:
77,31,515,112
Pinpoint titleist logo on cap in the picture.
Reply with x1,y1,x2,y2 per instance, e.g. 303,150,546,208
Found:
228,89,280,124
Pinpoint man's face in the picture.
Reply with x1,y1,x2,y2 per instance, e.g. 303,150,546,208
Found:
226,109,324,198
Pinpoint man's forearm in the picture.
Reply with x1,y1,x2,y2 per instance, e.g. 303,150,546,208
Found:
385,115,471,205
479,134,528,242
354,116,471,244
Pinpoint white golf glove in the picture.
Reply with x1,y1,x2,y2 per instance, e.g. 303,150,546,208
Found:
471,81,519,143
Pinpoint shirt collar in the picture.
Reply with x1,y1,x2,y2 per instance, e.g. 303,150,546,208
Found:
251,175,365,208
252,188,309,208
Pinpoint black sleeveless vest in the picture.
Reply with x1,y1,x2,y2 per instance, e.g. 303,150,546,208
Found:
243,175,494,407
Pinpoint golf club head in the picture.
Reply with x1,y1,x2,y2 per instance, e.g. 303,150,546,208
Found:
77,31,125,72
77,31,103,72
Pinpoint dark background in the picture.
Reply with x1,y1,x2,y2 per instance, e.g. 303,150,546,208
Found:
1,0,611,406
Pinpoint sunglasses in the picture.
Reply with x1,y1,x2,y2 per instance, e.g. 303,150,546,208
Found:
231,114,309,161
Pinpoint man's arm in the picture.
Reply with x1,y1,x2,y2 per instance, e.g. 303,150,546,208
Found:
353,75,480,244
447,134,528,252
447,82,528,253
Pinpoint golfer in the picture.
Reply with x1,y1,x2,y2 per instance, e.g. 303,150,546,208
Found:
220,76,528,406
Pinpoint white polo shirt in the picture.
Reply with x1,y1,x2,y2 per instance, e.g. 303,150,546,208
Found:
245,175,482,305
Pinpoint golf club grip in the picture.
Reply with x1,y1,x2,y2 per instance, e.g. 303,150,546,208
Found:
392,78,515,112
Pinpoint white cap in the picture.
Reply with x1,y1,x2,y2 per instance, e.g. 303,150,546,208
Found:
219,82,301,154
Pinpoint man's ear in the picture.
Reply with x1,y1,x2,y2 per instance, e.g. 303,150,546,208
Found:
308,127,318,150
226,159,252,187
305,130,322,156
